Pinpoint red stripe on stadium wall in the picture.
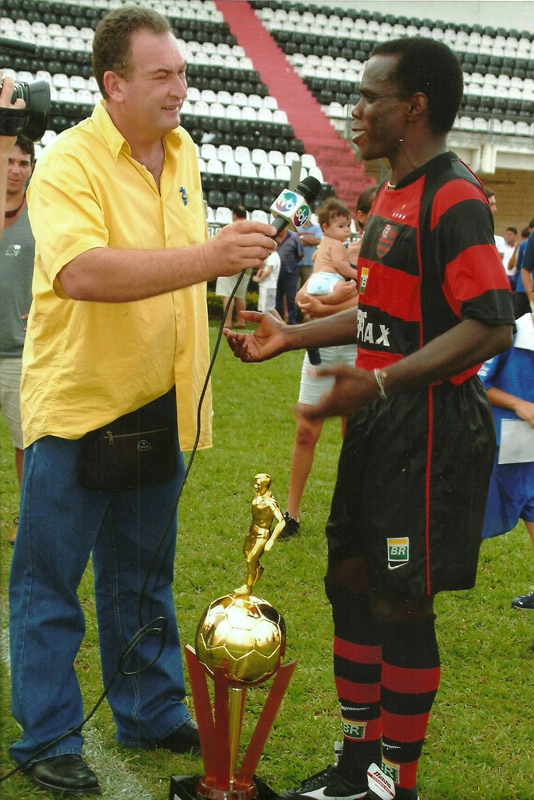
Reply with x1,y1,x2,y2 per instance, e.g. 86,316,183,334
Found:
430,179,485,230
382,709,434,743
334,636,382,664
382,663,441,694
334,675,381,703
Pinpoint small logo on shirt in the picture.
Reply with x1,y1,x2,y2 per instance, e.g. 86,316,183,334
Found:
5,244,22,257
359,266,369,295
377,223,399,259
387,537,409,570
180,186,188,206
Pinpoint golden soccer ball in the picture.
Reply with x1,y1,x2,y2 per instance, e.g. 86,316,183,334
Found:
195,593,286,687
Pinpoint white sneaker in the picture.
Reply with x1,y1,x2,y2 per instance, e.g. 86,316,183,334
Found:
280,766,367,800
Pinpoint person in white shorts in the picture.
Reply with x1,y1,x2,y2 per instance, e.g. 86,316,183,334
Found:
253,250,281,313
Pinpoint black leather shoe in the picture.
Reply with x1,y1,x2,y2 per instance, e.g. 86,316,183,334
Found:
29,754,101,797
156,718,201,754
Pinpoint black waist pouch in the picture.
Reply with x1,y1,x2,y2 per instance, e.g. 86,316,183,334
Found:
78,406,178,492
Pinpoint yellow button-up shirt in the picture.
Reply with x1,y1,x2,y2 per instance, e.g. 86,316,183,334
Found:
22,101,211,449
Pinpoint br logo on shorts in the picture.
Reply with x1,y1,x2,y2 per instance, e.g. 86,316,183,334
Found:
387,537,409,570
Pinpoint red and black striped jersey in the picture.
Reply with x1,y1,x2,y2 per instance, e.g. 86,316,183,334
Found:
356,152,514,384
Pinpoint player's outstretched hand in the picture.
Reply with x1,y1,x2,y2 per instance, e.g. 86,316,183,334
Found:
223,310,289,363
302,365,378,420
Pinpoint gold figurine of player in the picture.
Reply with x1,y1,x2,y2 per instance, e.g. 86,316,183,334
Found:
235,474,286,596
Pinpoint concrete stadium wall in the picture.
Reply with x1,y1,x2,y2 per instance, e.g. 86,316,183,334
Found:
324,2,534,30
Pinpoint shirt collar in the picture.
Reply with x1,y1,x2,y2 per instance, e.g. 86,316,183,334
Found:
90,99,184,161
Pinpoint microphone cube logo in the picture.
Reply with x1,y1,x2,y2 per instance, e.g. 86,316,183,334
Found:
293,204,311,230
270,190,311,232
273,190,298,215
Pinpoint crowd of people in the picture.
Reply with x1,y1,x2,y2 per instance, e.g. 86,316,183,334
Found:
0,8,533,800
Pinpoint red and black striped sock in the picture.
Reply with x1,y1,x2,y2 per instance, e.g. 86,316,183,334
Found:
326,582,382,787
378,617,441,792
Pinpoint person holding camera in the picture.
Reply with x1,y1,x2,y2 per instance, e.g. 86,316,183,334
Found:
8,6,276,797
0,72,26,239
0,134,35,548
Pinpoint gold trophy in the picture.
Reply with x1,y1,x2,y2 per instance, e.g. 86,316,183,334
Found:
170,475,295,800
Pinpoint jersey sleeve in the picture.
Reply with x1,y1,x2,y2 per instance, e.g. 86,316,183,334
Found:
432,178,514,327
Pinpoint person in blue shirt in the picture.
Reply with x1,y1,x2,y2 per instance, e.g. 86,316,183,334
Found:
296,216,322,290
274,227,304,324
513,220,534,318
480,311,534,609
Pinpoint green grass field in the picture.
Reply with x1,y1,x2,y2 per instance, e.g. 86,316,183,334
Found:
1,322,533,799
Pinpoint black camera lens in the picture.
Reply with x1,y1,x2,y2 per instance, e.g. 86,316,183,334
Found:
9,79,50,141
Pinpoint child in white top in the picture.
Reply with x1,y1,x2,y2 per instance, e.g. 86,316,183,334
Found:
306,197,357,306
253,251,281,313
304,198,356,363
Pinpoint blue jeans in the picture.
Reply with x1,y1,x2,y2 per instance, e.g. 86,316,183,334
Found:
9,391,191,766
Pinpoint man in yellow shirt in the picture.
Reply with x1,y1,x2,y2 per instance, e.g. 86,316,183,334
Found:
8,7,276,797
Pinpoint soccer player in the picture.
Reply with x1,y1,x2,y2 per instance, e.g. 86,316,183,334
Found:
225,37,514,800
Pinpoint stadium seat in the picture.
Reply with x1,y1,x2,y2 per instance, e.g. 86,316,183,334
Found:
215,207,233,224
225,190,243,207
224,161,241,177
217,144,234,163
240,162,257,178
207,158,224,174
275,164,291,182
243,192,261,211
258,162,275,180
234,146,251,164
208,189,225,209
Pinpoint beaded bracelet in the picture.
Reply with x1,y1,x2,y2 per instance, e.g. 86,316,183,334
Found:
373,368,388,401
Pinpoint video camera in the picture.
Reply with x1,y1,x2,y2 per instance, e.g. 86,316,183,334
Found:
0,36,50,141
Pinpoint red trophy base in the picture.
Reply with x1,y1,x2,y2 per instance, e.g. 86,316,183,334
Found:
168,645,295,800
169,774,277,800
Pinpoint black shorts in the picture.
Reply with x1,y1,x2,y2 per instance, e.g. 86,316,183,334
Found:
326,377,495,597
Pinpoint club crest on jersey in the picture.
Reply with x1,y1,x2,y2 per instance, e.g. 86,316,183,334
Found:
387,537,409,570
377,223,399,259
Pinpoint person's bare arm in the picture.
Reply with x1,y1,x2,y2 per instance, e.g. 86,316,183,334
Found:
57,220,277,301
486,386,534,427
296,279,358,317
223,307,358,363
328,239,358,280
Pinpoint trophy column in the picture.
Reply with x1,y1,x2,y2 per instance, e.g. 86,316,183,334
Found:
169,475,295,800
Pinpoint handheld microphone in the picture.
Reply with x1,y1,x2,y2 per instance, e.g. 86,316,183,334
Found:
270,175,322,235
